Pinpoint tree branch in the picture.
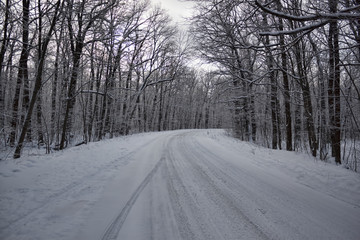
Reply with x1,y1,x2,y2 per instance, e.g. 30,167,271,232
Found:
255,1,360,21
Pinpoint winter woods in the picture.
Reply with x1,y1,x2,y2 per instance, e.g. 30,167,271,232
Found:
0,0,359,170
190,0,360,170
0,0,225,158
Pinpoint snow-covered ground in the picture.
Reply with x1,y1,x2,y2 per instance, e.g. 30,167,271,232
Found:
1,129,359,240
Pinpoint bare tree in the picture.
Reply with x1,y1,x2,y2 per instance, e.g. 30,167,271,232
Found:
9,0,30,147
59,0,116,149
14,0,63,158
255,0,360,164
0,0,12,132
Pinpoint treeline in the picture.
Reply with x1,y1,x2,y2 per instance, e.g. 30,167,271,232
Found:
190,0,360,170
1,0,359,170
0,0,229,158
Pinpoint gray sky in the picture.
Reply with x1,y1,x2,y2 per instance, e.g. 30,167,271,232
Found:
151,0,196,24
150,0,216,71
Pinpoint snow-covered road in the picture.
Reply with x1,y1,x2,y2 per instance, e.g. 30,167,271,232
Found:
1,130,360,240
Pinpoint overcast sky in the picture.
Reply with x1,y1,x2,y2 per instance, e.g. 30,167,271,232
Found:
150,0,215,70
151,0,196,24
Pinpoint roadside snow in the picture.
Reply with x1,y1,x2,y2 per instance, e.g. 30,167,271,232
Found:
210,132,360,207
1,129,359,240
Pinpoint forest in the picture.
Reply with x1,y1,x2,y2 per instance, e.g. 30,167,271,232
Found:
0,0,359,171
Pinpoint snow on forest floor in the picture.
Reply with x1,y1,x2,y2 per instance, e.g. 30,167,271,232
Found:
0,129,359,240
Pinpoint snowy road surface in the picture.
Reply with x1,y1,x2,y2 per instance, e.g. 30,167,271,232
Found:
1,130,360,240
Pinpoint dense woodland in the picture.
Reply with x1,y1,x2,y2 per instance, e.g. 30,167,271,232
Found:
0,0,359,171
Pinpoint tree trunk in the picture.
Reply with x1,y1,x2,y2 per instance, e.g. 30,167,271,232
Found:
328,0,341,164
157,82,164,132
309,35,328,160
60,41,84,149
0,0,11,130
276,0,292,151
250,90,257,142
51,35,60,145
262,13,280,149
14,0,62,158
9,0,30,147
293,38,318,157
36,89,44,145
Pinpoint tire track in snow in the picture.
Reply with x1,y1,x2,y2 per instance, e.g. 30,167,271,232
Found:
1,150,134,235
187,133,344,240
0,135,165,238
165,131,270,240
165,142,202,240
100,156,165,240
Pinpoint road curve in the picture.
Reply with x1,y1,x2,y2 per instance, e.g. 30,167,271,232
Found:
98,130,360,240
